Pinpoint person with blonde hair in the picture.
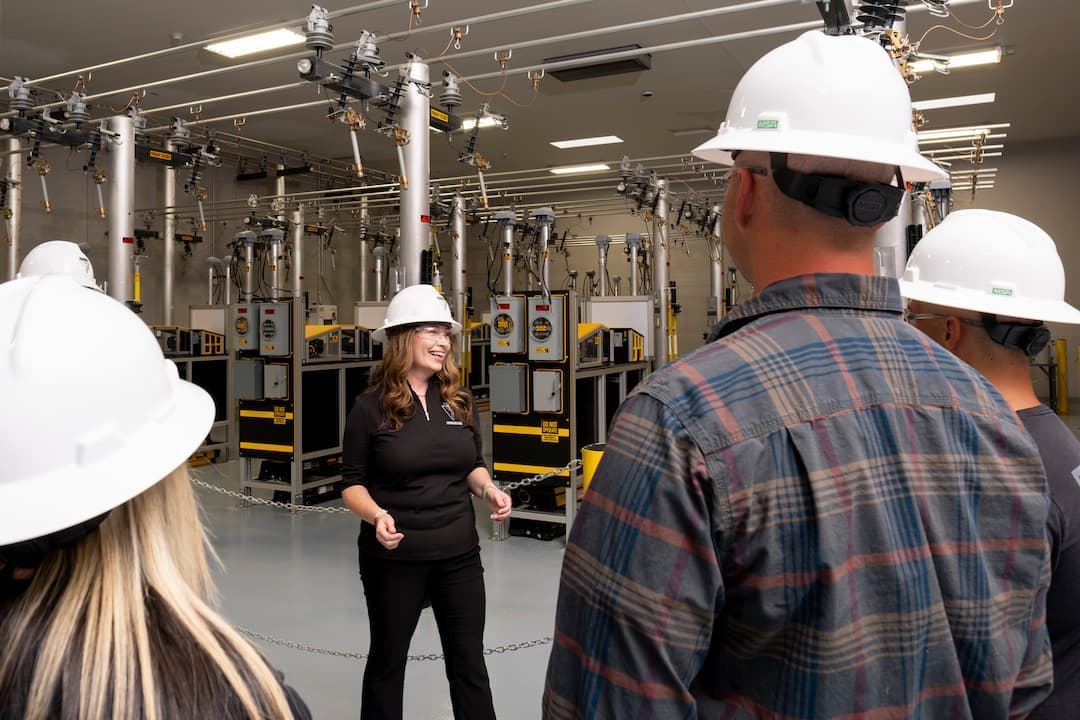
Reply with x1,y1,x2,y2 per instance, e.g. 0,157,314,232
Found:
0,273,309,720
342,283,512,720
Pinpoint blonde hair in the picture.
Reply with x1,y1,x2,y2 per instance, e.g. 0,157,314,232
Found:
368,325,472,430
0,466,296,720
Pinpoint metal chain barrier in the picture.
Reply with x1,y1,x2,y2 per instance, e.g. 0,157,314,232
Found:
496,459,581,492
190,459,582,513
236,626,552,662
190,475,353,514
193,462,570,661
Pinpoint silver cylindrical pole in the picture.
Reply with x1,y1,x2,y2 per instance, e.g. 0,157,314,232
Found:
224,258,232,305
107,115,135,303
874,190,910,279
238,231,256,301
532,207,553,291
398,56,431,287
358,196,370,301
372,245,388,301
5,138,21,280
451,193,468,325
207,264,214,305
162,140,176,322
265,229,284,299
595,234,610,297
495,210,516,296
275,163,286,220
291,207,303,299
626,232,642,295
653,179,669,363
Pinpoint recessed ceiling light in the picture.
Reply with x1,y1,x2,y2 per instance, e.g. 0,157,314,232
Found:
909,47,1003,74
549,163,610,175
912,92,996,111
204,28,306,59
550,135,623,149
670,127,716,137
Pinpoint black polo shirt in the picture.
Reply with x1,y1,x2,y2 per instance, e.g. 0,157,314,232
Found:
342,380,486,561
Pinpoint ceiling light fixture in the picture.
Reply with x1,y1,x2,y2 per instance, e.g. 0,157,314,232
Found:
918,133,1007,146
932,151,1003,162
909,47,1003,74
461,116,503,131
204,28,306,59
550,135,623,149
549,163,610,175
911,92,996,111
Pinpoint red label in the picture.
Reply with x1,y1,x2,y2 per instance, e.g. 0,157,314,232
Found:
536,304,550,311
238,307,248,314
264,309,275,315
497,303,509,310
122,236,135,244
420,215,431,223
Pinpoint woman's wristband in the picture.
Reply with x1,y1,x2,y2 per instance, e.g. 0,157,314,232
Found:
372,508,388,525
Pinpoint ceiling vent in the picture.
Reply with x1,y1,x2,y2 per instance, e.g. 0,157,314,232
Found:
545,45,652,82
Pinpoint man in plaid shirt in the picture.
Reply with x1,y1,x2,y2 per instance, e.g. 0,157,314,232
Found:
544,31,1052,719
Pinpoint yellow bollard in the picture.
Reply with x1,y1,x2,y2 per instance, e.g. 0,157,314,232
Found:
581,443,605,493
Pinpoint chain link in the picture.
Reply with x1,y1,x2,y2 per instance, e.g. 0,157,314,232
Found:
498,459,581,492
191,476,353,513
191,459,581,512
237,627,551,661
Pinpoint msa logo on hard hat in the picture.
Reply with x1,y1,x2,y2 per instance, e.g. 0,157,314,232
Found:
756,119,780,130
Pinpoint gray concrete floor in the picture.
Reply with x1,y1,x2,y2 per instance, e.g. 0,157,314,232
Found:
194,460,564,720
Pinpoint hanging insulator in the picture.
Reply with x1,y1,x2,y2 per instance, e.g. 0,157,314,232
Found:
856,0,906,31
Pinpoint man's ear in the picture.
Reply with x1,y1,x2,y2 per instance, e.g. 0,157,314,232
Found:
943,316,962,352
733,169,757,230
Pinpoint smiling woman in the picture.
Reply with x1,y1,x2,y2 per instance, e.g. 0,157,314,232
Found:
338,283,512,720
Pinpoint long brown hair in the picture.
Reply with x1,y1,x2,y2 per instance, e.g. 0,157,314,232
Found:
368,325,473,430
0,466,296,720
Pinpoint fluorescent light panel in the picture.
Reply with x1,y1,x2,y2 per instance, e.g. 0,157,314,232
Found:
918,123,1010,141
550,135,623,149
909,47,1003,74
549,163,610,175
950,168,997,175
912,92,996,111
918,133,1007,146
933,151,1003,162
924,144,1004,155
205,28,305,59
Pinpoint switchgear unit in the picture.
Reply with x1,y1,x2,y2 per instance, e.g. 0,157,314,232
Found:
528,295,565,361
490,295,525,354
258,303,290,356
232,303,254,350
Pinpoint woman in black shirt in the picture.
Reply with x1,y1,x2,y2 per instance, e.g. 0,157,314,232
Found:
342,284,512,720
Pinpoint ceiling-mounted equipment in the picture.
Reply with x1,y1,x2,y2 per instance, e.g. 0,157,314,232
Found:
545,45,651,82
305,5,334,55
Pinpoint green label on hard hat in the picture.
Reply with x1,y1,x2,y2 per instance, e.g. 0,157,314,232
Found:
992,287,1014,296
756,119,780,130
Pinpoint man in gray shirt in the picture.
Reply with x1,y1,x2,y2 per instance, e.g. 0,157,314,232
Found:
902,209,1080,718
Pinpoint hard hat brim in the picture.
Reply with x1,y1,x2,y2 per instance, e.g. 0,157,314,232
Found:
0,369,215,547
899,279,1080,325
692,128,948,184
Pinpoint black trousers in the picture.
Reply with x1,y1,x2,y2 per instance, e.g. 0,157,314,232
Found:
358,548,496,720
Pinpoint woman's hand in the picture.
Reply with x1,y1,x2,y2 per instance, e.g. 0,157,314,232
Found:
484,485,512,522
374,513,405,550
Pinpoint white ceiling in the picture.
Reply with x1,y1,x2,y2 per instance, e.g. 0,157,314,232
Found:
0,0,1072,204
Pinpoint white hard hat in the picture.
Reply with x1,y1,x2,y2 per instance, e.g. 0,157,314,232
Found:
0,275,215,546
900,209,1080,324
371,283,461,343
692,31,946,183
17,240,101,290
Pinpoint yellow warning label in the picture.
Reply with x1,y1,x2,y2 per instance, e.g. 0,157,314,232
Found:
541,419,560,443
149,150,172,161
430,108,449,123
274,406,287,425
